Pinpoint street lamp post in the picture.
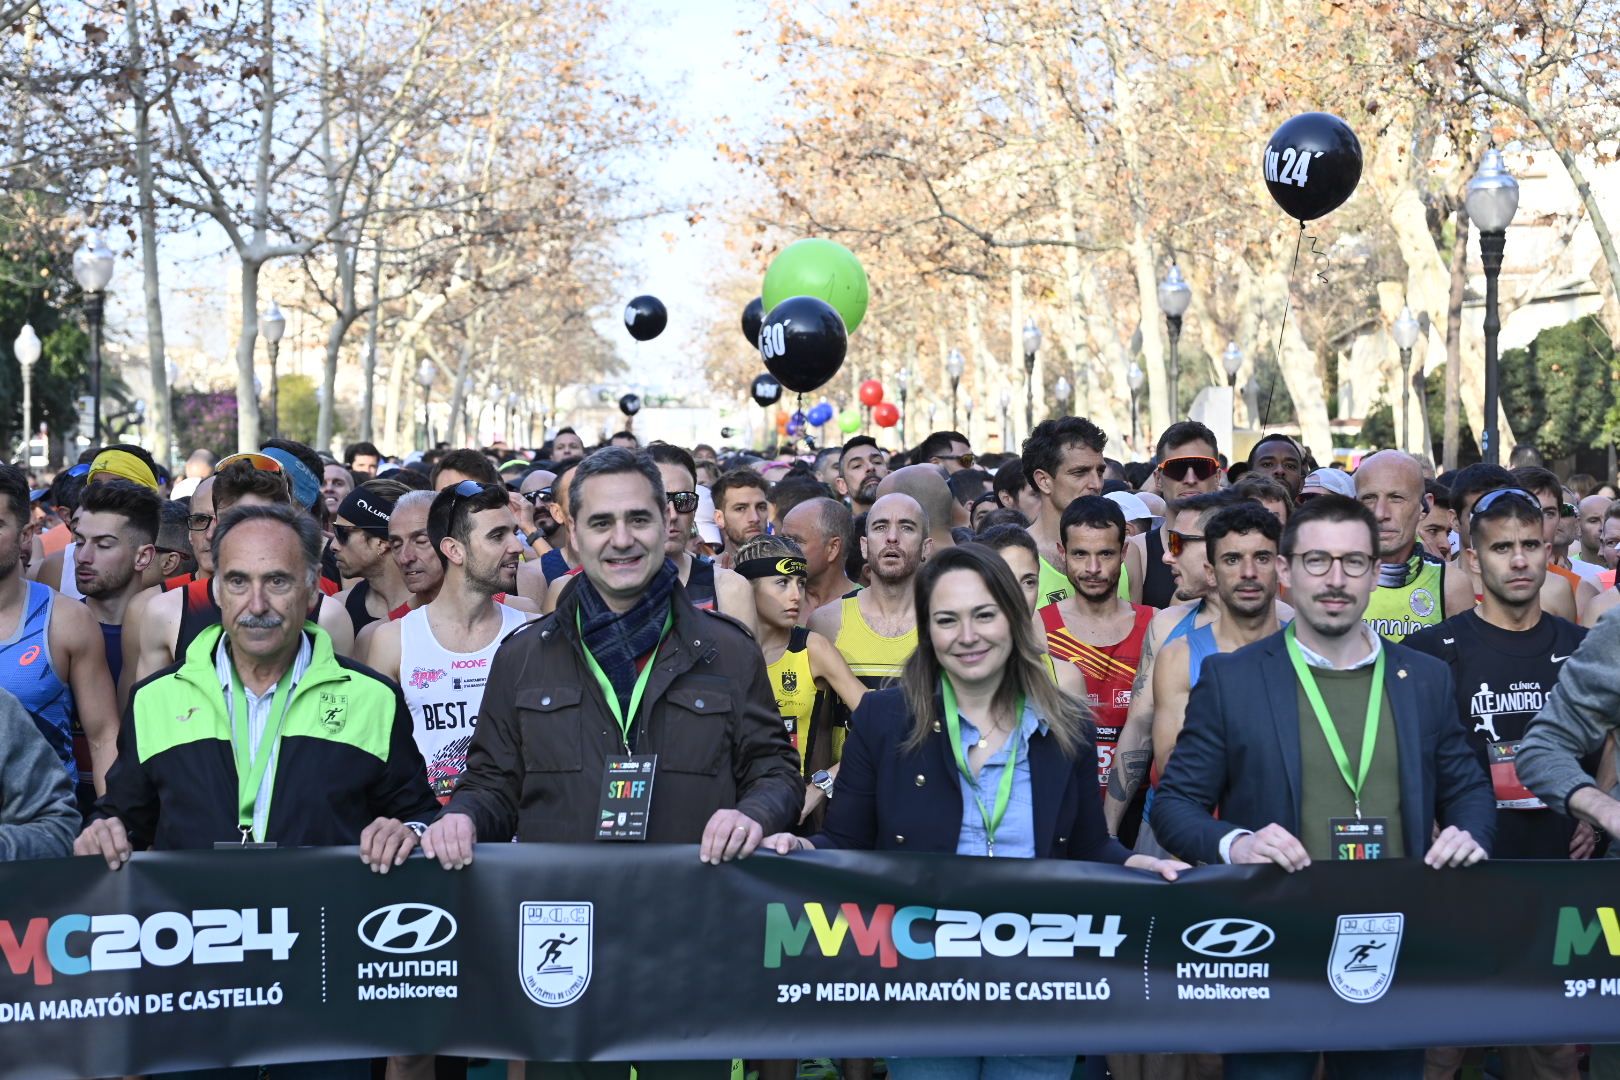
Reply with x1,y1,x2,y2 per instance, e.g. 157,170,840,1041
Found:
896,370,910,448
998,387,1013,451
507,391,520,444
946,349,966,431
1054,375,1072,414
1466,149,1519,465
1392,306,1422,452
416,360,437,450
1127,362,1145,449
1022,318,1042,433
72,234,115,443
1222,342,1242,431
1157,265,1192,418
260,301,286,439
14,325,40,464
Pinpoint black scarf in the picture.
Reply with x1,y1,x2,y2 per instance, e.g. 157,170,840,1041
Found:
575,558,678,714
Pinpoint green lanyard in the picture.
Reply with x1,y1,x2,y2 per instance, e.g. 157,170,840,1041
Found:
577,609,673,752
940,675,1025,857
229,665,298,843
1285,622,1385,820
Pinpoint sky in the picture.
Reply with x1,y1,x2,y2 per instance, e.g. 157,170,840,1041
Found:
104,0,780,400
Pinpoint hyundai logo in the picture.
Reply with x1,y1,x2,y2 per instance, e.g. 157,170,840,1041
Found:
358,903,458,954
1181,918,1275,958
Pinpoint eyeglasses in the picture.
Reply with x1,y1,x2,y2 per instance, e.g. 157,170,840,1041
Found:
666,490,700,514
933,452,975,468
215,452,284,473
521,488,554,506
1290,550,1374,577
332,523,381,546
1470,487,1542,519
185,512,214,532
1561,502,1578,518
1166,530,1204,557
1159,455,1222,482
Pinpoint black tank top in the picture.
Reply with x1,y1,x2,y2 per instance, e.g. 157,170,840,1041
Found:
175,578,322,662
687,556,717,610
345,581,380,636
1143,528,1177,609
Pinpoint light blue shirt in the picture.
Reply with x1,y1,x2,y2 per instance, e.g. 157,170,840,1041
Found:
954,705,1044,859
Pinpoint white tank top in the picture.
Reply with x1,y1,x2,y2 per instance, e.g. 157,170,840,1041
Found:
399,603,530,802
58,542,84,601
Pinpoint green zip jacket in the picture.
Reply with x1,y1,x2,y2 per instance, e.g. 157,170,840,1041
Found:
94,624,438,850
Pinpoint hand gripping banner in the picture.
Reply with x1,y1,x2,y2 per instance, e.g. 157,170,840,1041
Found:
2,846,1620,1077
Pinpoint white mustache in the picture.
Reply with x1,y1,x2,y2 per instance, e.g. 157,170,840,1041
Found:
236,612,286,629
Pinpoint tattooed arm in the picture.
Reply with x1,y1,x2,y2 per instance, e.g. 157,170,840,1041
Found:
1104,619,1160,834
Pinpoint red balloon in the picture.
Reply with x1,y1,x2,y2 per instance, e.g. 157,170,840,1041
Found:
873,402,900,428
858,379,885,407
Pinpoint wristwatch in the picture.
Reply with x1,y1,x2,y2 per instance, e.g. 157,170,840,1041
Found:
810,770,834,798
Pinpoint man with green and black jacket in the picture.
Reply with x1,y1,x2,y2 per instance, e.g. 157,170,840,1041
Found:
76,503,437,870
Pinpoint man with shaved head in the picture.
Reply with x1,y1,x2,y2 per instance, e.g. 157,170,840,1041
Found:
1354,450,1448,641
779,496,857,611
808,492,929,690
876,463,957,551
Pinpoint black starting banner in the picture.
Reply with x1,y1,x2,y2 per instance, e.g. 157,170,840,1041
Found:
3,846,1620,1077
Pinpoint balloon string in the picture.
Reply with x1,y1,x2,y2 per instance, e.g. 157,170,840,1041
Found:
1260,222,1306,429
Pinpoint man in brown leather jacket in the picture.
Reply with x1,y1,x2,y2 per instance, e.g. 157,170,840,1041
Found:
422,447,801,866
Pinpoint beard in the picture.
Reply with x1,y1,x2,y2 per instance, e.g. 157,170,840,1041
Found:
468,553,518,595
870,546,919,584
79,565,137,598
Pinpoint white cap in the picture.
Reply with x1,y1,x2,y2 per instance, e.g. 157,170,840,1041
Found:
1301,467,1356,499
695,485,723,546
1105,490,1160,530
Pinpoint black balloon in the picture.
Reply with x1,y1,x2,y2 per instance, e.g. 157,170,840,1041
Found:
741,296,764,348
1262,112,1362,222
619,393,642,417
750,373,783,408
757,296,847,395
623,295,668,341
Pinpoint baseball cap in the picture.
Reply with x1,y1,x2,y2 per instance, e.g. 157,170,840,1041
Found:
258,447,322,511
336,488,396,534
86,448,159,491
1104,490,1160,530
1300,467,1356,499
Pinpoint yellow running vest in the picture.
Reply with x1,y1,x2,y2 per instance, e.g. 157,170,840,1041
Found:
1362,551,1446,641
767,626,823,774
834,594,916,690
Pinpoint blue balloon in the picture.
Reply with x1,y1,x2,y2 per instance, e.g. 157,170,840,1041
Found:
786,418,805,436
808,403,834,427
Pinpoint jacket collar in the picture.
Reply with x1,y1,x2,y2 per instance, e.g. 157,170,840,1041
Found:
177,622,341,695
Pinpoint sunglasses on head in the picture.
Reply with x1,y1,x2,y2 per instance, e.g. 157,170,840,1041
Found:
1561,502,1578,518
1166,530,1204,558
215,452,284,473
1159,455,1222,481
666,490,700,514
446,479,500,517
1470,487,1542,518
66,463,91,478
933,452,975,468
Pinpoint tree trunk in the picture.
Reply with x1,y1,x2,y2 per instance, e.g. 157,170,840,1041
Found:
234,261,263,451
1098,0,1169,437
359,241,384,444
1444,206,1467,470
126,0,171,468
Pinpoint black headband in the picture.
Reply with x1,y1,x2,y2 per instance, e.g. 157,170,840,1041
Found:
735,556,807,580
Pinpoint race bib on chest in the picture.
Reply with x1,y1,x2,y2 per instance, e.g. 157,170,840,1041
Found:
1488,741,1546,809
597,755,657,841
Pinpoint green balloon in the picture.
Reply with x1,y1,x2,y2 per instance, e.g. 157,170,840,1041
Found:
762,239,870,334
838,409,862,434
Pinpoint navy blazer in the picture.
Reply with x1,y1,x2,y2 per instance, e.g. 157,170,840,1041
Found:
810,687,1131,863
1152,630,1496,866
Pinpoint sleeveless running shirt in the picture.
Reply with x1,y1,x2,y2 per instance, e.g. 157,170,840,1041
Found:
1363,551,1446,642
1142,529,1177,609
768,626,823,774
0,581,76,779
834,594,916,690
686,556,718,610
400,603,530,802
1039,601,1154,796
